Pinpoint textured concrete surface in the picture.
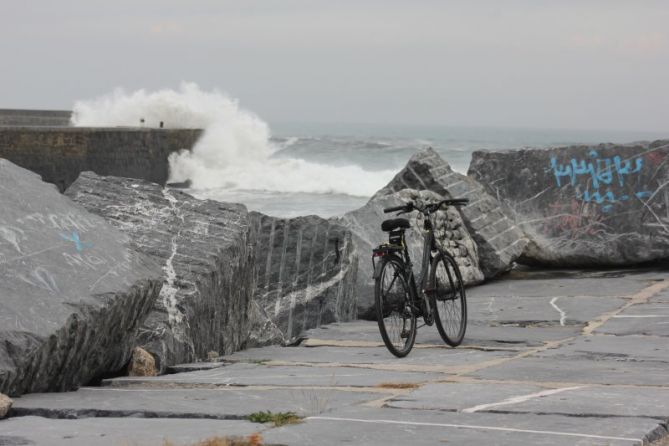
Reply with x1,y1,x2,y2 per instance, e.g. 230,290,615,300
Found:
3,267,669,445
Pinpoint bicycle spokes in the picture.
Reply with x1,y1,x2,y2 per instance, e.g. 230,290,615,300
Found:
431,254,467,346
375,258,417,357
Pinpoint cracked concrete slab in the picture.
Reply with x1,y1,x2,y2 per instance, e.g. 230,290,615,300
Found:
469,355,669,386
104,362,444,387
595,303,669,336
10,386,379,419
535,335,669,362
263,406,662,446
456,323,580,347
466,270,660,299
385,382,669,419
468,294,628,325
0,416,265,446
220,344,516,371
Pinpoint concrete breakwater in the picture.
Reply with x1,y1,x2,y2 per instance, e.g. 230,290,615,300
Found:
0,127,202,191
2,135,669,400
0,109,71,127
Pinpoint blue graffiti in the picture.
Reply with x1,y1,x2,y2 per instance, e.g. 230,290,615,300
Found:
60,231,92,252
549,150,650,212
550,150,643,189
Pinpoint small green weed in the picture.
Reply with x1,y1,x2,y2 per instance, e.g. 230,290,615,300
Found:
246,410,301,426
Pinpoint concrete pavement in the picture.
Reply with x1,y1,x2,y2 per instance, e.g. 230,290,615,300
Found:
2,266,669,445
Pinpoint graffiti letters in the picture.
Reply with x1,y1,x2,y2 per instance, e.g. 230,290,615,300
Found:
549,150,650,212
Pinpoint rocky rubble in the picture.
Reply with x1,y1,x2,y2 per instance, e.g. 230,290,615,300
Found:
380,148,528,278
340,188,484,319
469,140,669,266
0,160,162,396
66,172,256,372
66,172,359,366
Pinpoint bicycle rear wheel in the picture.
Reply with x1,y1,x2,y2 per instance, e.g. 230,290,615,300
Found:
375,256,416,357
429,252,467,346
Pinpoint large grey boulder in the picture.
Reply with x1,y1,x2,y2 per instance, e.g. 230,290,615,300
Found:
468,140,669,266
0,160,162,396
381,148,528,278
248,213,358,345
66,172,255,371
340,189,484,319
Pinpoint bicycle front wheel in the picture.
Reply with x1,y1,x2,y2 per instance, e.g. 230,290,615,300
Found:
375,256,416,357
429,252,467,346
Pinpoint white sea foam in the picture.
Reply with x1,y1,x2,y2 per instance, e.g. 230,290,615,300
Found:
71,83,395,197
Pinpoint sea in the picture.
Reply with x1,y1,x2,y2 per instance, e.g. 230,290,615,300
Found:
188,122,668,218
70,83,668,219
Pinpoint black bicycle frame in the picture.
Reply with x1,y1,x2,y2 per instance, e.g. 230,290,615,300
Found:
400,213,438,317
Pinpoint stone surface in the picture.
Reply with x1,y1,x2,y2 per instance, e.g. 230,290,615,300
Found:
468,139,669,266
104,362,443,388
3,267,669,445
0,160,162,396
248,212,358,345
66,172,360,369
382,148,528,278
0,127,202,191
66,172,255,372
0,416,264,446
340,188,484,319
127,347,157,377
11,386,377,419
0,393,12,419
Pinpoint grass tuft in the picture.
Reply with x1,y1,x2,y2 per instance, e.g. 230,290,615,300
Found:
246,410,302,426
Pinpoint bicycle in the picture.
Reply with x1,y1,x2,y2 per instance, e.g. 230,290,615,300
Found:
372,198,469,357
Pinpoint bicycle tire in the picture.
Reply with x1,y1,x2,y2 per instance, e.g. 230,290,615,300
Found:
375,255,417,357
429,251,467,346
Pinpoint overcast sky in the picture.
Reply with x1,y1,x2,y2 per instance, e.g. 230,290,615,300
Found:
1,1,668,132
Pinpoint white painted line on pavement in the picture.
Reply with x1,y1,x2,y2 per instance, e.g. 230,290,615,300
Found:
461,386,586,413
550,297,567,326
307,416,639,442
612,315,669,318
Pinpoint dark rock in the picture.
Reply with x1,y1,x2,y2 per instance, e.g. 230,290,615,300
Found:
248,213,358,345
65,172,255,372
468,140,669,266
381,148,528,278
0,160,162,396
340,188,484,319
166,179,192,189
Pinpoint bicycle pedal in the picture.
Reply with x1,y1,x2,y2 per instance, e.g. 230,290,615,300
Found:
400,330,410,339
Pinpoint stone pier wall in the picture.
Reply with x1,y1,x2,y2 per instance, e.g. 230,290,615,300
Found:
0,127,202,191
0,109,72,127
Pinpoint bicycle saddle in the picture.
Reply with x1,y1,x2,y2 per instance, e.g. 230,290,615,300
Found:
381,218,410,232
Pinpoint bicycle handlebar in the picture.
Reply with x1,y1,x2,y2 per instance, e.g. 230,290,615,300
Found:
383,198,469,214
383,203,414,213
